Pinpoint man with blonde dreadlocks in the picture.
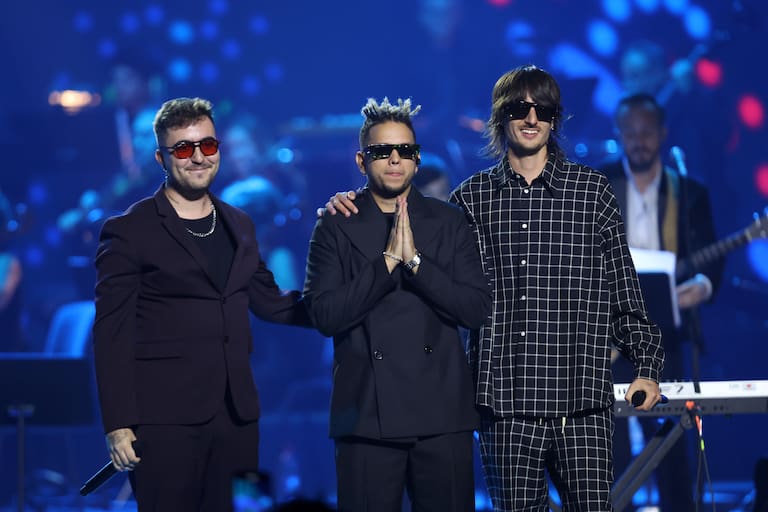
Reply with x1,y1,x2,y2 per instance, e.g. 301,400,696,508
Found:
304,97,491,511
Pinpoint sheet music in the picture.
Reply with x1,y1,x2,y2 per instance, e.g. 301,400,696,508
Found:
629,248,681,328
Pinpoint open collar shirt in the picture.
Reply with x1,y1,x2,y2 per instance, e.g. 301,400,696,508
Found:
450,153,663,418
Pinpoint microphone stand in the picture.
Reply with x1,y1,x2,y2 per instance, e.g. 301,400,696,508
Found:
671,147,706,512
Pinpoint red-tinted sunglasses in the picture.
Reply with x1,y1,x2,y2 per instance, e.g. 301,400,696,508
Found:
161,137,220,159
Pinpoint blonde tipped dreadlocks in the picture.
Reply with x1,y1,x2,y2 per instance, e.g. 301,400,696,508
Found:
359,97,422,148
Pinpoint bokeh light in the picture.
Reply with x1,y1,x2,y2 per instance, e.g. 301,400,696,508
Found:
747,240,768,282
695,58,722,88
738,94,765,130
602,0,631,22
683,5,711,39
587,20,619,56
169,20,195,45
72,11,93,33
755,163,768,198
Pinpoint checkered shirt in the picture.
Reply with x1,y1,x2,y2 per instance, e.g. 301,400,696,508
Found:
450,153,663,418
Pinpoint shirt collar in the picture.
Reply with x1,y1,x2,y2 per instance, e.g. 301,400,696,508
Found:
490,151,565,198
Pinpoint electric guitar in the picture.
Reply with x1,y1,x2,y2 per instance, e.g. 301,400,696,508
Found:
676,209,768,280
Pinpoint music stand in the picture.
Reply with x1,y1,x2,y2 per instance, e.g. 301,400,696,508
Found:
0,354,96,512
629,248,681,333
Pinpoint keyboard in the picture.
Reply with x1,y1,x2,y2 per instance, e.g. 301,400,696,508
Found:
613,379,768,417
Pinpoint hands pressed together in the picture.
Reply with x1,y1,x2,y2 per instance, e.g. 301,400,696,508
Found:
323,190,420,274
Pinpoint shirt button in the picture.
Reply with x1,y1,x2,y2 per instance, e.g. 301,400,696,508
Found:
522,223,528,229
520,259,527,266
523,188,530,194
521,295,527,301
373,350,384,360
423,345,433,354
520,331,526,337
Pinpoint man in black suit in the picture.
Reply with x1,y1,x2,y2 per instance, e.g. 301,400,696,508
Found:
93,97,310,511
303,97,491,511
603,93,722,512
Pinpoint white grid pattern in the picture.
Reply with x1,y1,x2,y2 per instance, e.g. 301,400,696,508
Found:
450,154,663,418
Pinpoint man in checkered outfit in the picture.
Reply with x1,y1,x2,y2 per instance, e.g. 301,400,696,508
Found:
449,65,665,511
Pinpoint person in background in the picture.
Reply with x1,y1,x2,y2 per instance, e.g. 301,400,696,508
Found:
603,93,722,512
411,152,453,201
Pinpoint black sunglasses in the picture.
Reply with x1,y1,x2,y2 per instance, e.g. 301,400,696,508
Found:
504,100,559,122
363,143,421,161
160,137,220,159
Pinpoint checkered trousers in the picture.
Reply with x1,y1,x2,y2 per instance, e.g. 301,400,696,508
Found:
478,408,614,511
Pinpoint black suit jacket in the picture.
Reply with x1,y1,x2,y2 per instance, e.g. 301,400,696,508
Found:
600,160,722,291
93,187,309,434
304,187,491,440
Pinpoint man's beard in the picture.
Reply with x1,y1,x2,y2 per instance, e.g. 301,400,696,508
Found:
627,152,655,174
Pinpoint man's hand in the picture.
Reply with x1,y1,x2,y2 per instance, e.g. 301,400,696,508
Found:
398,198,418,268
676,274,712,309
624,378,662,412
383,199,403,273
318,191,358,217
106,427,140,472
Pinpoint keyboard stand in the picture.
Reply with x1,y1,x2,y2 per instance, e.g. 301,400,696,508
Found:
611,412,694,512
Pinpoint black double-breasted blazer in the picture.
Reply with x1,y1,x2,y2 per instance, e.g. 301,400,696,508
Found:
93,187,309,434
304,187,491,439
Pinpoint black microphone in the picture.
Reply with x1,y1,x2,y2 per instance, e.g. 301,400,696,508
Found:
630,390,670,407
669,146,688,178
80,441,141,496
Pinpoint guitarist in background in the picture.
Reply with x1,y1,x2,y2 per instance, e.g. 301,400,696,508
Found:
603,93,723,512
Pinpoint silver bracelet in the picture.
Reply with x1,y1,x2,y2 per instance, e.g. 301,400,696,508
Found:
382,251,403,263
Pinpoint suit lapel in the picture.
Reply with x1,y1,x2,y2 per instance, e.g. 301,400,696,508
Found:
338,190,390,262
338,187,442,261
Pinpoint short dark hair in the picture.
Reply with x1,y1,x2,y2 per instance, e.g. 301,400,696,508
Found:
358,97,421,148
485,64,564,158
615,93,665,127
153,97,215,145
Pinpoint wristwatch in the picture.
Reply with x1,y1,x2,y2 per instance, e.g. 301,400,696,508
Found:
403,252,422,273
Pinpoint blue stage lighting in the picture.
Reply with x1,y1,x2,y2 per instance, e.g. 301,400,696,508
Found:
601,0,631,22
221,39,241,59
277,148,294,164
249,15,269,35
145,5,164,25
120,12,140,34
97,38,117,59
209,0,229,15
587,20,618,56
663,0,688,15
168,58,192,82
200,62,220,83
265,62,284,83
747,240,768,282
241,76,262,96
683,5,711,40
72,11,93,33
201,20,219,40
169,20,195,45
635,0,661,13
505,21,536,58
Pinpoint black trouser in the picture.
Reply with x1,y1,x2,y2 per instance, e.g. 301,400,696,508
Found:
129,392,260,512
335,431,475,512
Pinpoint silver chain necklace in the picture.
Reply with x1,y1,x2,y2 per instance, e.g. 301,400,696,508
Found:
185,203,217,238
